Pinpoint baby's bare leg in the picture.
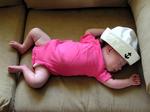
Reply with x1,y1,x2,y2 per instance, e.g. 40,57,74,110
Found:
8,65,50,88
10,28,50,54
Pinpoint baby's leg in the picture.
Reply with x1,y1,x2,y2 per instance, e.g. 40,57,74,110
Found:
9,28,50,54
8,65,50,88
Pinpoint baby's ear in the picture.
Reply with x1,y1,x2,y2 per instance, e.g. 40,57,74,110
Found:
106,45,113,54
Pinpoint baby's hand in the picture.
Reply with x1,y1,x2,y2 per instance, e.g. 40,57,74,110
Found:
129,74,141,86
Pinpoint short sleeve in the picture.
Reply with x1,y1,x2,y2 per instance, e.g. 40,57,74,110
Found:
80,32,97,43
96,70,112,83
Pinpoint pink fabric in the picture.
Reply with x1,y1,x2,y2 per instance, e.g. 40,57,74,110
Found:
32,33,112,82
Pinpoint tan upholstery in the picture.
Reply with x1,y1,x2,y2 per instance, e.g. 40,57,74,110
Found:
14,8,150,112
24,0,128,9
0,0,23,7
0,5,25,111
129,0,150,94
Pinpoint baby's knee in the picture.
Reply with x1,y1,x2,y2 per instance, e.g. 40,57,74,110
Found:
30,27,41,33
29,28,42,41
29,80,45,88
29,73,49,88
29,28,41,36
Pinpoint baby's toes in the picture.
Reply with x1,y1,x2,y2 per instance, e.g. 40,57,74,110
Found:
8,66,15,73
9,41,17,47
8,66,20,74
9,41,16,45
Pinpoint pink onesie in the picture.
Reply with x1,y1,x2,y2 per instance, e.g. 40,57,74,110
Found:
32,32,112,83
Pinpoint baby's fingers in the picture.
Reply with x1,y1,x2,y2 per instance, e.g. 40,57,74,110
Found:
134,80,141,85
133,77,141,85
130,74,141,85
132,74,139,78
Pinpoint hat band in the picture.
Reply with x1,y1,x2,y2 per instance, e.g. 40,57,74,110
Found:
101,28,140,65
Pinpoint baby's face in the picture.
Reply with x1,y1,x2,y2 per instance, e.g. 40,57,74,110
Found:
103,45,127,72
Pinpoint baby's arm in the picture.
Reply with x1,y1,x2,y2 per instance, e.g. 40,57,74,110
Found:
85,28,105,37
102,74,141,89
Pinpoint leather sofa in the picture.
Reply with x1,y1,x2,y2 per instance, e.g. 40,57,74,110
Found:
0,0,150,111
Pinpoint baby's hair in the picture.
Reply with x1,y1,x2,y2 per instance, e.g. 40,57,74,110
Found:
100,39,108,48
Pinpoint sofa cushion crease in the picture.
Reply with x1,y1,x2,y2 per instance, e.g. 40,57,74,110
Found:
24,0,128,9
0,5,26,111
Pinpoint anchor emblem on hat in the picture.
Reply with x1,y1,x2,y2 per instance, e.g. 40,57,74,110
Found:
124,52,132,59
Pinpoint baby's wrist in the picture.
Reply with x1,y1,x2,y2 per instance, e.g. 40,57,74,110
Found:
127,79,133,86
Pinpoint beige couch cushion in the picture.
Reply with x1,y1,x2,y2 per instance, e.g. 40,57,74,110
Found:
24,0,128,9
15,8,150,112
0,6,25,111
0,0,23,7
129,0,150,94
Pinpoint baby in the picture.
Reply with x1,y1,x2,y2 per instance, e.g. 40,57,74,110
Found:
8,26,141,89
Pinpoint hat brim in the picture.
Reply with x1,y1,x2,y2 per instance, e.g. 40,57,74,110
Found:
101,28,140,65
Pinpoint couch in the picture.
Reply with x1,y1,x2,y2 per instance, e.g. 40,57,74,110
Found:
0,0,150,112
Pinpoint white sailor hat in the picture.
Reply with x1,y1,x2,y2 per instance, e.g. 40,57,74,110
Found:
101,26,140,65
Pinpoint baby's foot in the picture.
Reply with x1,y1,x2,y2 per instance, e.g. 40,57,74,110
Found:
8,65,23,74
9,41,24,54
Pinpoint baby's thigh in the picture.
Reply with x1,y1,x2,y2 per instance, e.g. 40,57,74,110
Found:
35,36,51,46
